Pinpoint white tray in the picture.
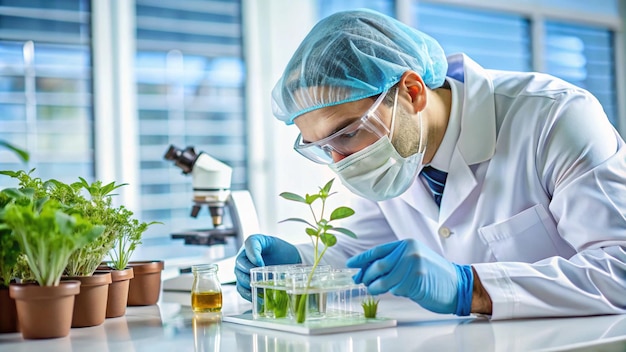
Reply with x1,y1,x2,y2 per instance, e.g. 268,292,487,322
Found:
223,313,397,335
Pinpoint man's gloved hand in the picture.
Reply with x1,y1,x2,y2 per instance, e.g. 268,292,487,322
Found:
346,239,473,316
234,234,302,301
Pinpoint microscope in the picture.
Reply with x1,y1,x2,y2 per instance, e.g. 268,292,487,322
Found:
162,144,259,290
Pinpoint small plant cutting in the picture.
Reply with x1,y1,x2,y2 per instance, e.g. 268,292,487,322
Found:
279,178,357,323
361,295,380,319
259,286,290,318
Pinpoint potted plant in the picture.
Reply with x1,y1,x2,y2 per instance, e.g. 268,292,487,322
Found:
63,177,127,276
0,145,28,333
53,178,128,327
278,178,357,323
0,191,20,333
99,205,159,317
2,170,161,318
1,171,120,327
1,187,104,339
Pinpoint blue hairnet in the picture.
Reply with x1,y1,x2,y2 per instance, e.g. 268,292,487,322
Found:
271,9,448,125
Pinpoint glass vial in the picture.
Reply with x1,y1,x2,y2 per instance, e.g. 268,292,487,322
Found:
191,264,222,313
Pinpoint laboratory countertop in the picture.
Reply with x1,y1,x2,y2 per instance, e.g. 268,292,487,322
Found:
2,285,626,352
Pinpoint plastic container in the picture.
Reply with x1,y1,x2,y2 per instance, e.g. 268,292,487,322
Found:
287,267,366,322
251,264,368,323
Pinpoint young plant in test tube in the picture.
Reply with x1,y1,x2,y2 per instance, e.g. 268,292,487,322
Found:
279,178,357,323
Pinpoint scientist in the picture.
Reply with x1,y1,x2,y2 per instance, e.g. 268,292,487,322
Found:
235,9,626,319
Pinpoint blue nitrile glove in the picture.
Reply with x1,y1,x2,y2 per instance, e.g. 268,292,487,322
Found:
234,234,302,302
346,239,473,316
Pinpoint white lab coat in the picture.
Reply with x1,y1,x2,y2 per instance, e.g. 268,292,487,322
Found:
296,53,626,320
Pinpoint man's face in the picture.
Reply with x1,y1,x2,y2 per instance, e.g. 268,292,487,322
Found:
294,91,423,163
390,100,425,158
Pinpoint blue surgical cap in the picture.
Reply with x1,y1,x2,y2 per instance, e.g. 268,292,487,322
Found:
271,9,448,125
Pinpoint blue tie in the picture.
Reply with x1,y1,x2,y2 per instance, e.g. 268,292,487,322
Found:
421,166,447,207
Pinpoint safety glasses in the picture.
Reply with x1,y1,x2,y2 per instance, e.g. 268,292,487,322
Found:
293,89,395,164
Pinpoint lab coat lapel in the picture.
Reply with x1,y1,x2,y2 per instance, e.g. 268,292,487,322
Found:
439,54,496,222
439,148,476,222
401,177,440,222
453,53,496,165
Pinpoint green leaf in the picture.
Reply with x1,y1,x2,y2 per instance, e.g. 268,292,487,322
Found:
278,217,315,228
330,206,355,221
279,192,306,203
321,178,334,195
0,141,29,162
1,188,25,199
34,196,49,213
100,181,128,196
320,233,337,247
329,227,357,239
55,210,76,235
305,227,318,237
0,170,20,177
305,194,320,204
78,177,90,189
43,179,62,190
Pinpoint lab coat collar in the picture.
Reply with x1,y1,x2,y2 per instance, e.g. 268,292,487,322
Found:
398,53,496,222
449,53,496,165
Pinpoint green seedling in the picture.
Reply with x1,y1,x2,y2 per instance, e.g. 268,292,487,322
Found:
279,178,357,323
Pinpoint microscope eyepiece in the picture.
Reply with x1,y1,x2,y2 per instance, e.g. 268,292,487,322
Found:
164,145,198,174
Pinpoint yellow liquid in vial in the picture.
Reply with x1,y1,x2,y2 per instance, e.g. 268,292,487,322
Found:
192,291,223,312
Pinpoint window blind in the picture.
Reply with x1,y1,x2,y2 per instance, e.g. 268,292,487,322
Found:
545,21,617,126
414,3,531,72
0,0,92,187
317,1,618,129
318,0,393,18
135,0,246,238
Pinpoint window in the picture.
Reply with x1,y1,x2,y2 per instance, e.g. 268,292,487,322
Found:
318,0,393,18
135,0,246,239
414,3,531,72
0,0,248,244
545,22,617,125
0,0,92,187
317,0,619,129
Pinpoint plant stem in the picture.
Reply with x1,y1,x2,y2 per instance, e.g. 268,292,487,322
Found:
295,246,328,323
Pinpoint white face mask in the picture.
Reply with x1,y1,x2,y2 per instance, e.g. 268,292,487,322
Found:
329,134,425,201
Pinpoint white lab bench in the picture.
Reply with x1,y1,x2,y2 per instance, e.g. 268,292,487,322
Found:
2,284,626,352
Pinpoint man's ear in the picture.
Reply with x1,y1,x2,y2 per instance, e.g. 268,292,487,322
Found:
399,71,427,113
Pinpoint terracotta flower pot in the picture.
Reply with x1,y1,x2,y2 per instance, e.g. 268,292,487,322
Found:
62,272,112,328
127,260,164,306
97,267,134,318
9,280,81,339
0,285,18,333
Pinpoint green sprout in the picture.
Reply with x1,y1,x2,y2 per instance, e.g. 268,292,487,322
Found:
279,178,356,323
261,288,290,318
362,296,380,318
